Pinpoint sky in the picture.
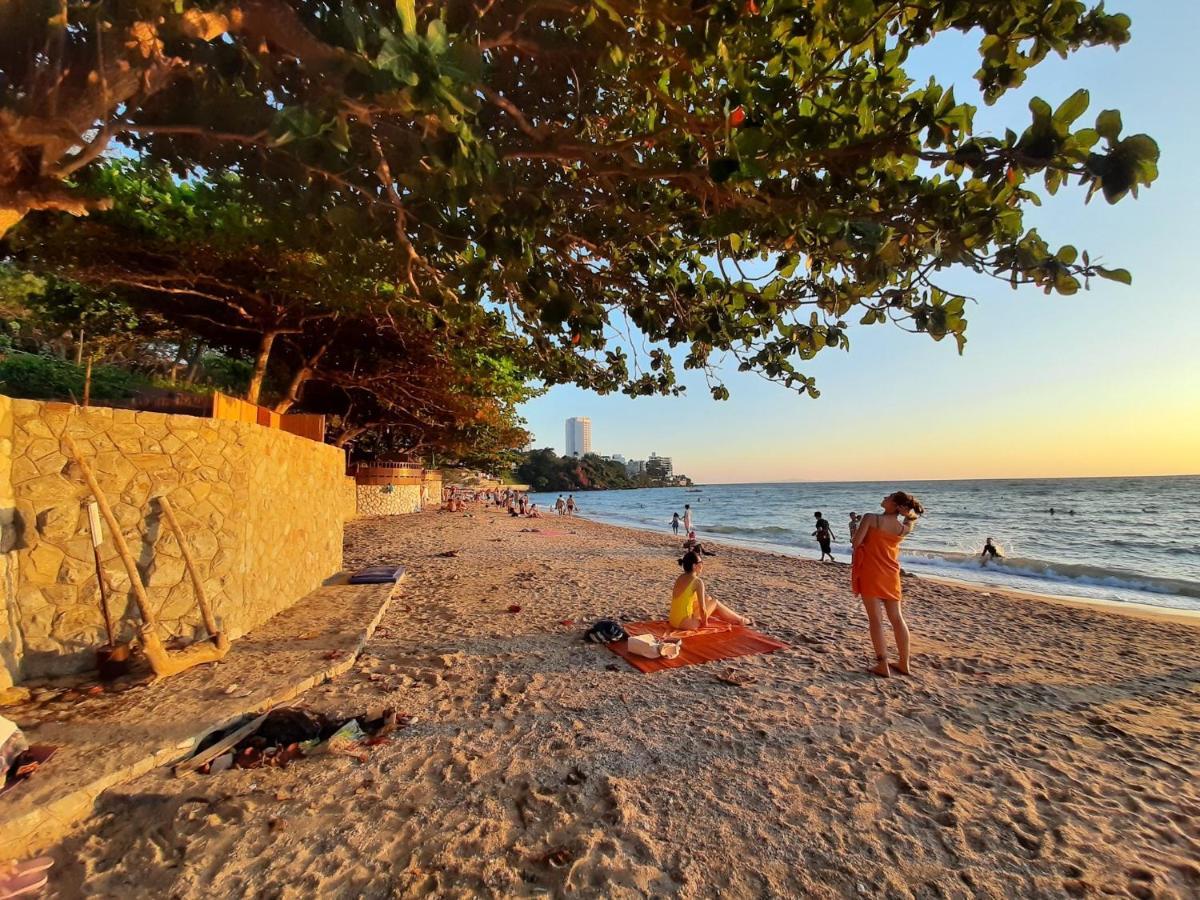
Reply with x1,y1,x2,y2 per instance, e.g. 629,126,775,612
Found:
518,2,1200,484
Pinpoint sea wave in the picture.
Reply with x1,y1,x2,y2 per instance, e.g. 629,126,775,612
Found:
703,523,796,536
903,550,1200,600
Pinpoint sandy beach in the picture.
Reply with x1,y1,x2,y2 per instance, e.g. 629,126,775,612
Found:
45,507,1200,898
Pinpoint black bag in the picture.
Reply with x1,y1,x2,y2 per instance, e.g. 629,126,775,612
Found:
584,619,628,644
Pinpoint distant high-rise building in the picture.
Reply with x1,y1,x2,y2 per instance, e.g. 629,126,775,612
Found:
647,452,673,477
626,459,646,477
565,417,592,457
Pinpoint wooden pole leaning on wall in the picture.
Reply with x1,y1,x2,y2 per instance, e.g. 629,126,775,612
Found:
155,495,228,652
61,433,230,679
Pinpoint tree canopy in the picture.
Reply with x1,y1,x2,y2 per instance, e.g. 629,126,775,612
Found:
0,1,1159,443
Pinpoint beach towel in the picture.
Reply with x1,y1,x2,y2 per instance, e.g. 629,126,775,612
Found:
348,565,406,585
606,621,788,673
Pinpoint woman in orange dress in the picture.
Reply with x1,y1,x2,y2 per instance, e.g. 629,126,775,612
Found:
851,491,924,677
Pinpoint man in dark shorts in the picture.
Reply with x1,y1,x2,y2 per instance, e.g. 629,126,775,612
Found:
813,511,836,562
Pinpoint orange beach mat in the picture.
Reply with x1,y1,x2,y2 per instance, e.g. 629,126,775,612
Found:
607,620,789,673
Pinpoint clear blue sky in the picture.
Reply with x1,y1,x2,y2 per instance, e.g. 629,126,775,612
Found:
520,3,1200,483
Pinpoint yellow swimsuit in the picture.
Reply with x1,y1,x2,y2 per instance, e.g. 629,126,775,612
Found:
669,577,701,628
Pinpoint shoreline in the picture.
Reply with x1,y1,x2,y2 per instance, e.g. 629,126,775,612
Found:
561,511,1200,627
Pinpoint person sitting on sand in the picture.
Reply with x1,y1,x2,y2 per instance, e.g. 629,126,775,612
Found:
670,550,749,630
682,530,718,557
851,490,924,677
528,503,543,519
980,537,1002,566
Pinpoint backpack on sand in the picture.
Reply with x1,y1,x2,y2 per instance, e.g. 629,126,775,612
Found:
584,619,628,644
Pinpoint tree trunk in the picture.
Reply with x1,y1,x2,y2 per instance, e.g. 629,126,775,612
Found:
169,337,193,384
82,355,94,408
245,330,279,406
273,366,312,414
333,426,368,448
74,319,85,365
273,338,331,414
184,342,207,385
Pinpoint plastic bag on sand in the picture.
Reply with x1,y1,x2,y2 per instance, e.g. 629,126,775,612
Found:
2,715,28,785
324,719,367,759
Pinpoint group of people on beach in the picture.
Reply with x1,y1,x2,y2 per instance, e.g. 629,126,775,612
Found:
668,490,926,678
553,495,577,516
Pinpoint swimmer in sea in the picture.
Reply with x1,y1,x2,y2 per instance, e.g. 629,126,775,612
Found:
980,537,1002,567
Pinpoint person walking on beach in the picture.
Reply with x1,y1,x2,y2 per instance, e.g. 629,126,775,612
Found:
682,504,693,533
555,495,565,516
851,490,924,677
670,551,749,630
980,537,1002,566
671,512,681,535
566,495,576,516
813,511,836,562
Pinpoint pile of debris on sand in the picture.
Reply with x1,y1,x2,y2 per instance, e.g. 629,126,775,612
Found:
182,706,416,775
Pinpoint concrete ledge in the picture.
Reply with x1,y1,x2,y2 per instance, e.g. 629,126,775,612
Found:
0,575,403,859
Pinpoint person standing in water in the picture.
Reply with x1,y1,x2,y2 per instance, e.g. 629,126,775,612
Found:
682,504,693,533
980,537,1002,566
555,495,565,516
671,512,681,535
812,511,836,562
566,495,576,516
851,490,924,677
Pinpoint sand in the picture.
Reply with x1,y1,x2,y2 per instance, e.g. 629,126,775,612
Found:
42,507,1200,898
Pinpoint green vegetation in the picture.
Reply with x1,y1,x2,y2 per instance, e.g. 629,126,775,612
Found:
0,1,1159,461
515,450,690,492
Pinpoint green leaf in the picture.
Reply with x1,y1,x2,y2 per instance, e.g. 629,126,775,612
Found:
1096,267,1132,285
1053,89,1089,126
396,0,416,36
1096,109,1122,141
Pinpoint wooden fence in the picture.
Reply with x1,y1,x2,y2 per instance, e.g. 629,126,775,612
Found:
210,392,326,443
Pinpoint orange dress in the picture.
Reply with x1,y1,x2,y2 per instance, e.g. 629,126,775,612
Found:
851,524,904,601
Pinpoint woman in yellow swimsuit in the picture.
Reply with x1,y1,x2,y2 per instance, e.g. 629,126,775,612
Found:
670,551,750,629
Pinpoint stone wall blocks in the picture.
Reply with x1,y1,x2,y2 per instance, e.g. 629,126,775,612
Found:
26,438,61,462
35,504,79,542
144,554,186,589
10,455,39,485
108,423,145,443
61,537,95,563
23,542,66,584
57,555,95,585
19,472,77,508
111,502,142,531
41,583,80,610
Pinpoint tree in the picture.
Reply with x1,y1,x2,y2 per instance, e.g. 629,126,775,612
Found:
2,1,1159,402
8,160,538,460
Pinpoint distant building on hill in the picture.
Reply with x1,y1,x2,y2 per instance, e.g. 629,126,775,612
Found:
626,459,646,477
611,453,626,463
565,417,592,457
647,452,673,478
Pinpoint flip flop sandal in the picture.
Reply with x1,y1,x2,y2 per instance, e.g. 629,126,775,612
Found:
11,859,53,875
0,867,49,899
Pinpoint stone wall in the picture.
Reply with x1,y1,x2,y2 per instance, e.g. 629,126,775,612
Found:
341,476,357,522
356,484,423,516
0,396,347,683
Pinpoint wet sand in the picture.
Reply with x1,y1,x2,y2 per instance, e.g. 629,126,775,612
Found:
47,507,1200,898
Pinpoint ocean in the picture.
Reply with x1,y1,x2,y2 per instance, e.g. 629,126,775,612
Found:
530,476,1200,612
